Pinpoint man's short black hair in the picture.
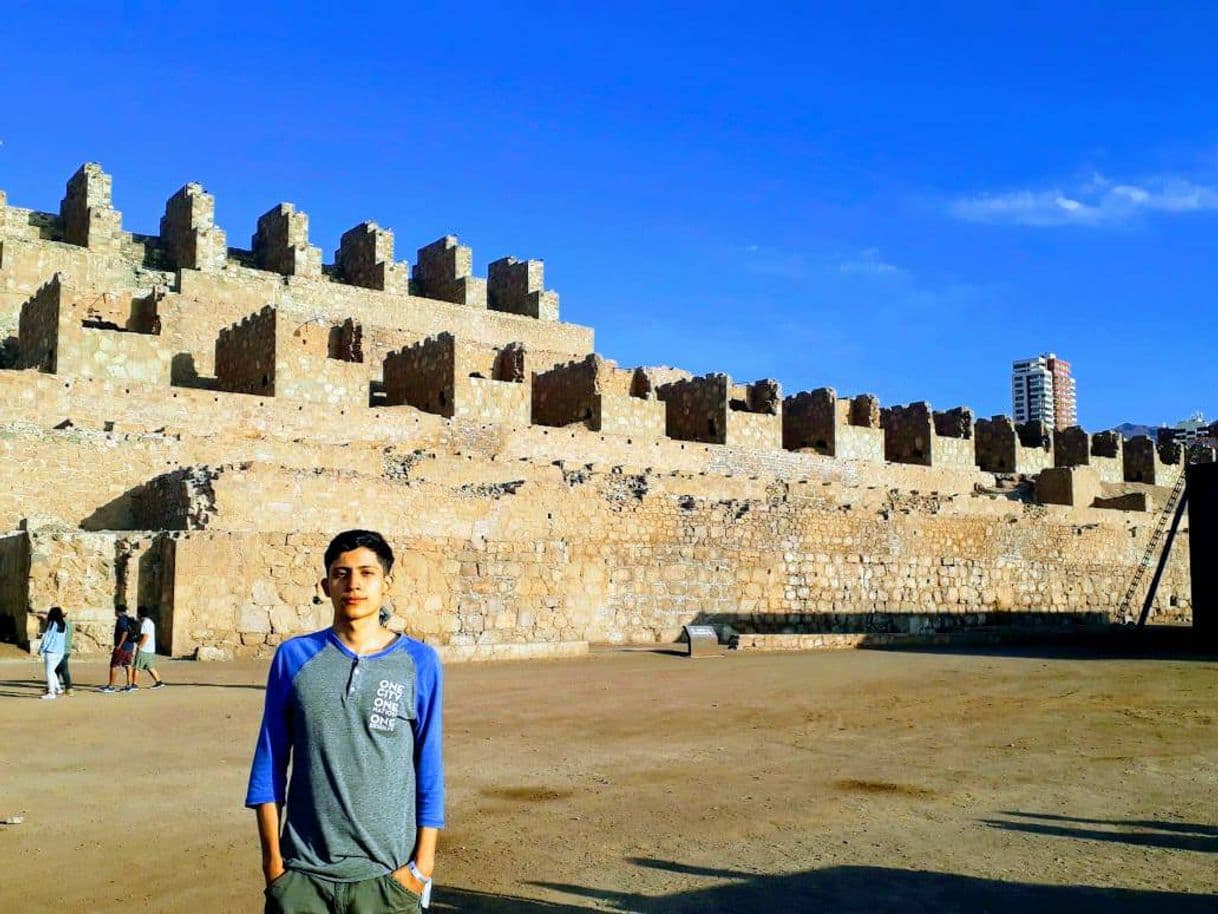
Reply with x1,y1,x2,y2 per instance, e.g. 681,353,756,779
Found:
324,529,394,575
115,604,127,614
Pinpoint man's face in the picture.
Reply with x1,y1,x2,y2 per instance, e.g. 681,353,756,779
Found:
322,547,392,624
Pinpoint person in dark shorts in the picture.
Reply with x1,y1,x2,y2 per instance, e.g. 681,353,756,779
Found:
100,605,135,694
247,529,444,913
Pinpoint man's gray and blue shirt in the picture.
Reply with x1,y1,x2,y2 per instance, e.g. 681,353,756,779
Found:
245,629,445,881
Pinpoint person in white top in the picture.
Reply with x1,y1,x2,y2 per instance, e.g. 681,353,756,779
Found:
128,607,166,691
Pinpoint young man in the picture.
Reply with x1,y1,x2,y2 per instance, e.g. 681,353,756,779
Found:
100,605,135,694
246,529,444,914
129,607,166,690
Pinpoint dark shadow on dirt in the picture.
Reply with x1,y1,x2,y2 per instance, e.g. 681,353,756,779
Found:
435,860,1215,913
986,811,1218,853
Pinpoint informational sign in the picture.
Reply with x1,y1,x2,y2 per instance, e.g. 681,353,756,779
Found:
682,624,721,658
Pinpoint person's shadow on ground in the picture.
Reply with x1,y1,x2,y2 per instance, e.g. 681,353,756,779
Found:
983,811,1218,854
435,857,1216,913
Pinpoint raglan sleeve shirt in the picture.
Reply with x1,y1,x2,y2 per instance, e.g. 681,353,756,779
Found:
411,641,445,829
245,644,293,807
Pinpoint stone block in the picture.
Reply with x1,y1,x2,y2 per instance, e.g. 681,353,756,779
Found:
1035,466,1101,507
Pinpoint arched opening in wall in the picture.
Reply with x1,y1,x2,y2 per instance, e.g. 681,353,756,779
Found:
469,372,485,379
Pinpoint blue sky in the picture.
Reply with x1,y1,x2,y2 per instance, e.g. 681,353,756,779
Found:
1,2,1214,429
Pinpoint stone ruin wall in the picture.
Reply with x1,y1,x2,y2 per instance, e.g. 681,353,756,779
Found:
0,162,1198,658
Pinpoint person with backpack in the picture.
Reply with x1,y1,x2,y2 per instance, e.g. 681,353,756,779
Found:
38,607,68,700
101,605,136,694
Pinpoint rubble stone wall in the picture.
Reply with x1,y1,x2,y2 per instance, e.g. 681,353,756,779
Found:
383,333,456,417
658,374,729,444
215,305,276,396
152,468,1192,659
835,426,884,462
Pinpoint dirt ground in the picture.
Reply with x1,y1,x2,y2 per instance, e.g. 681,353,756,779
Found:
1,644,1215,913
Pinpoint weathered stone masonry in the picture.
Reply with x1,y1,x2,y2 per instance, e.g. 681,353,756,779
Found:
0,162,1194,658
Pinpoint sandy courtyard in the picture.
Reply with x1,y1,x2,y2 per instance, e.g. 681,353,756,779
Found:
0,644,1215,913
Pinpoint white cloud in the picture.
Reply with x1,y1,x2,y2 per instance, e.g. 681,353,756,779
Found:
949,172,1218,227
837,248,901,275
741,244,904,280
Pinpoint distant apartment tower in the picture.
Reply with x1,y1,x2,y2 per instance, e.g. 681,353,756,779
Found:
1012,352,1076,430
1168,412,1209,444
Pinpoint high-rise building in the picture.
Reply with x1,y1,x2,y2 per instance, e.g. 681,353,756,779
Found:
1011,352,1076,430
1046,354,1077,430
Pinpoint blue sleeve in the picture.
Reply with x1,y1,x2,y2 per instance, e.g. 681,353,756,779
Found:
245,646,294,807
412,646,445,829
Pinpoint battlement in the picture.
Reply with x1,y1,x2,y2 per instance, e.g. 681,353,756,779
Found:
655,374,782,449
336,222,408,294
1124,434,1181,485
214,305,371,407
0,163,566,330
531,353,665,437
17,274,169,383
1054,426,1124,483
488,256,559,320
880,402,976,469
383,332,530,425
782,388,883,462
974,415,1053,475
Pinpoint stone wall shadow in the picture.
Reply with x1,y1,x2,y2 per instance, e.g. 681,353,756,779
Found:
688,611,1217,662
79,481,150,531
170,352,218,390
435,862,1215,913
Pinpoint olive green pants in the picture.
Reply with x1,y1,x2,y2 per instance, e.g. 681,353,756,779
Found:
264,869,421,914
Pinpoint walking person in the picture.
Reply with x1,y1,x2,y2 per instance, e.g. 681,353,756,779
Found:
101,605,136,694
129,607,166,690
38,607,68,700
53,606,75,697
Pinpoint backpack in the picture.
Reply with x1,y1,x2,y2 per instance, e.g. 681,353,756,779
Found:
125,616,143,650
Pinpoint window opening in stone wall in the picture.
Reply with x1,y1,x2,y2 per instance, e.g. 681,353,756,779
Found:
327,319,364,363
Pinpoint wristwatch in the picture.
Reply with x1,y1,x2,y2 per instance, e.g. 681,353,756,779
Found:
406,861,433,908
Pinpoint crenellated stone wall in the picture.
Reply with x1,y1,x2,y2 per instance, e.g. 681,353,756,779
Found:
0,160,1199,661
